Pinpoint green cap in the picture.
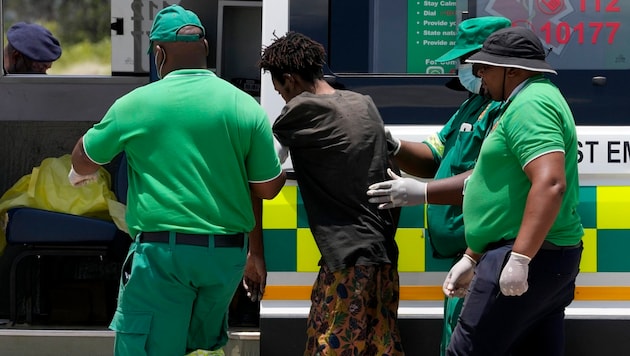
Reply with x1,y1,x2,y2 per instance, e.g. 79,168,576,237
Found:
435,16,511,63
148,5,206,53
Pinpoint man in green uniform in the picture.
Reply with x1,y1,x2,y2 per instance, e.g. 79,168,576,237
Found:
444,26,583,355
69,5,285,355
366,16,511,354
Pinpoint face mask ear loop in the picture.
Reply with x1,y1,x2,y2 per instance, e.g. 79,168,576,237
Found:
155,47,167,79
501,67,507,102
160,49,166,79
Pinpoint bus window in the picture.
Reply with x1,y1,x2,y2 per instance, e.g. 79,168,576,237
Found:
3,0,112,75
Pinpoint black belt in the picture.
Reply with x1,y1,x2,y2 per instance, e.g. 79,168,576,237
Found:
486,239,582,252
540,240,582,251
139,232,244,248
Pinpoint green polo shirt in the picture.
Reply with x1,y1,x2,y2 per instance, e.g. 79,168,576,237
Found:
463,76,583,253
83,69,281,238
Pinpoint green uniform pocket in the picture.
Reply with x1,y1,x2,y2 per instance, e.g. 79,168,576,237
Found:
110,310,153,355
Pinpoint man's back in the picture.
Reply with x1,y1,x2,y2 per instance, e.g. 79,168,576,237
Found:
273,90,399,270
84,69,280,237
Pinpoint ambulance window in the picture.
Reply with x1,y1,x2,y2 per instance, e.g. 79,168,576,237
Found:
328,0,629,74
2,0,112,75
476,0,629,70
328,0,459,75
2,0,220,76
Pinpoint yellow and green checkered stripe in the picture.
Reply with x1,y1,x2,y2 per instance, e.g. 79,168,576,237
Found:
262,185,630,300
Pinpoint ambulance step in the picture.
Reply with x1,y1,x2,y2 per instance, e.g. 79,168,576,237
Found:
0,328,260,356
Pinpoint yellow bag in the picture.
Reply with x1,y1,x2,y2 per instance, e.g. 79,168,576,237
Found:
0,154,126,254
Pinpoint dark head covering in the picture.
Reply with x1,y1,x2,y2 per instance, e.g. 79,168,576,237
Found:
466,26,556,74
7,22,62,62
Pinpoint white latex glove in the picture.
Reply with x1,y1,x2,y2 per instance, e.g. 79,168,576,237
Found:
499,252,531,296
68,165,99,186
384,127,401,156
274,137,289,164
366,168,427,209
443,254,477,298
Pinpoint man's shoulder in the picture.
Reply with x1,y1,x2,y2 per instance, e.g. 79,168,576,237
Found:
520,76,560,96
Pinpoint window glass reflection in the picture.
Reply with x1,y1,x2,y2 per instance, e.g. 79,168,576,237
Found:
3,0,111,75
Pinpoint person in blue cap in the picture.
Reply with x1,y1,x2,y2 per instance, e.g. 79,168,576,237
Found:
366,16,511,355
3,22,62,74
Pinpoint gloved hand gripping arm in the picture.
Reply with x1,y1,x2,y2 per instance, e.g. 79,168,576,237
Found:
367,168,427,209
274,137,289,165
385,127,401,156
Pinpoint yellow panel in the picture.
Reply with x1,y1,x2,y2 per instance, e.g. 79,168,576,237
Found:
597,186,630,229
396,228,425,272
297,228,321,272
579,228,597,272
262,186,297,229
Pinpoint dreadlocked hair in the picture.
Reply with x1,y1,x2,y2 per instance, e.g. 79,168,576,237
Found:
258,31,326,84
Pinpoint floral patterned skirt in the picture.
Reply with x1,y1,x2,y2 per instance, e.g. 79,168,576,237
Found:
304,264,404,356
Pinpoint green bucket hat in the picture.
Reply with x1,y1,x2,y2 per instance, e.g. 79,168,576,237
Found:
435,16,511,63
148,4,206,53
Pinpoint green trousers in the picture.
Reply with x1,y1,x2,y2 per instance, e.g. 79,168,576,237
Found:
109,233,247,356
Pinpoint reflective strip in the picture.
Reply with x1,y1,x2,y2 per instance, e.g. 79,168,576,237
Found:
424,133,444,158
263,286,630,301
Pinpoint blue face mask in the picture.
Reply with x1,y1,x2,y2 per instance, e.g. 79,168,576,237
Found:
457,63,482,94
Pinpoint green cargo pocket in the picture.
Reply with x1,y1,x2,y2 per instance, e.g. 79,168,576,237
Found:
110,310,152,354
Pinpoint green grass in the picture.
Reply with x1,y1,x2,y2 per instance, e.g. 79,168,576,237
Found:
48,38,111,75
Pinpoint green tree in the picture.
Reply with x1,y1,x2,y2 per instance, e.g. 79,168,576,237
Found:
3,0,109,46
58,0,109,44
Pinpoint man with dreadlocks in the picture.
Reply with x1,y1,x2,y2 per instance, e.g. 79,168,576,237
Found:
259,31,405,355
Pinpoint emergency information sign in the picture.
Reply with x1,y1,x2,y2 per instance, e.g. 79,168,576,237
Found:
407,1,457,74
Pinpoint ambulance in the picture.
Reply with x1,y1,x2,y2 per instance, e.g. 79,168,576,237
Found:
0,0,628,355
257,0,630,354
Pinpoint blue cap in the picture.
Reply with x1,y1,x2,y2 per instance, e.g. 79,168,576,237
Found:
7,22,62,62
